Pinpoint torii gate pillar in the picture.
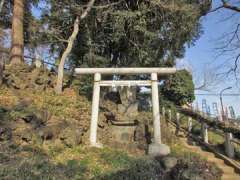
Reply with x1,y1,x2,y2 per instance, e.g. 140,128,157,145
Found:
89,73,102,147
151,73,161,143
148,73,170,156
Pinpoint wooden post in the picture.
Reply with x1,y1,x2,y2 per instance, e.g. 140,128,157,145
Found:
175,112,180,136
151,73,161,144
162,107,165,122
0,57,4,85
224,133,234,158
201,122,208,143
167,109,171,127
89,73,102,147
188,117,192,133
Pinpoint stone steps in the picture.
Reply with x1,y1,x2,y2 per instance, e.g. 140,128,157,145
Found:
179,137,240,180
222,174,239,180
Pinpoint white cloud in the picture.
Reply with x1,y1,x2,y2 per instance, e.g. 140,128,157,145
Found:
176,58,193,73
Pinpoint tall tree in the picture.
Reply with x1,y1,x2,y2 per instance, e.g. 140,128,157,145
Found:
39,0,211,93
10,0,25,64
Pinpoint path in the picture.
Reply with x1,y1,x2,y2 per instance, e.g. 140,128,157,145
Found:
180,137,240,180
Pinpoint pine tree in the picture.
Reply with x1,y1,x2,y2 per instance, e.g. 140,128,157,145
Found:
10,0,25,64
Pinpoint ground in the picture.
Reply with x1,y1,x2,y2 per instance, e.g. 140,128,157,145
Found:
0,65,222,179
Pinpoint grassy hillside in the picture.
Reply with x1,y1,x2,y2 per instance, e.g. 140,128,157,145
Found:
0,65,222,179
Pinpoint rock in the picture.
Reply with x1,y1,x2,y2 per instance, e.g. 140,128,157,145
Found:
103,91,121,104
0,153,10,163
117,102,138,119
59,127,83,147
38,128,54,141
119,86,137,105
181,169,204,180
161,156,178,170
134,123,145,141
117,86,139,119
15,98,33,110
148,143,170,157
21,131,32,142
0,127,12,141
109,125,136,143
3,64,55,91
22,113,45,129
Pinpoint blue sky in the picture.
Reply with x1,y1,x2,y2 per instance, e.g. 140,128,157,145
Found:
177,1,240,116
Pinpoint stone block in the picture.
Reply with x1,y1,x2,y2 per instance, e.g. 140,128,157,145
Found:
161,156,178,170
148,143,170,157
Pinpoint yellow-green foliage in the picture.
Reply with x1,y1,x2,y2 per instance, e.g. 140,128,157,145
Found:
0,87,222,179
0,143,135,180
0,87,91,120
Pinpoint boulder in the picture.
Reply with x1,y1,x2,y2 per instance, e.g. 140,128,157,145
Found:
38,128,54,141
181,169,204,180
117,102,138,119
21,130,33,143
119,86,137,105
161,156,178,171
59,127,83,147
3,64,55,91
22,113,45,129
0,127,12,141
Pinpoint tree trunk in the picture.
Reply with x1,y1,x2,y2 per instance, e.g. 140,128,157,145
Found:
0,58,4,85
55,17,80,94
0,0,5,13
55,0,95,94
10,0,25,65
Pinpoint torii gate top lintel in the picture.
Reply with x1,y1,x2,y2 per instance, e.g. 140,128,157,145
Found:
74,67,176,75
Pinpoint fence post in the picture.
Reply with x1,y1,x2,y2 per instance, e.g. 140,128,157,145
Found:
162,107,165,121
201,122,208,143
188,117,192,133
224,133,234,158
175,112,180,136
167,109,171,127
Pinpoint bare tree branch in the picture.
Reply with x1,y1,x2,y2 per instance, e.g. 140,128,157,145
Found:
209,0,240,13
222,0,240,12
80,0,95,19
208,5,224,13
194,68,219,91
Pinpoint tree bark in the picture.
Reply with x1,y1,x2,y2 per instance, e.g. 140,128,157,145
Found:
0,58,4,85
0,0,5,13
10,0,25,65
55,17,80,94
55,0,95,94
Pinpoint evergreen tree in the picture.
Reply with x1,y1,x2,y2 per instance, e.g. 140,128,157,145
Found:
10,0,25,64
0,0,39,64
40,0,211,68
161,69,195,106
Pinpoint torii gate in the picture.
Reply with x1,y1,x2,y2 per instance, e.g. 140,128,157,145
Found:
75,68,176,156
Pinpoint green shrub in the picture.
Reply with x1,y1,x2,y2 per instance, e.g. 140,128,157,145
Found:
100,148,131,168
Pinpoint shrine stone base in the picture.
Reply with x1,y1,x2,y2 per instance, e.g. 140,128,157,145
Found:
148,143,170,157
